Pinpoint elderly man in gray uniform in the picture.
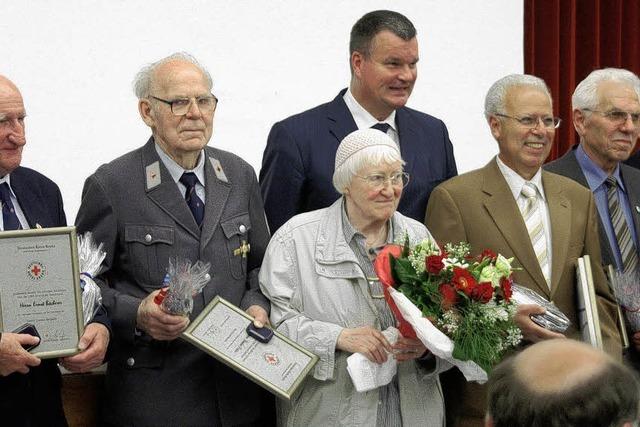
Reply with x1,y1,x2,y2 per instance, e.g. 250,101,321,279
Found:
76,52,272,426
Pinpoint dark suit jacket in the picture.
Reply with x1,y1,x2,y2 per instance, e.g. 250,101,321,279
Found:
546,145,640,368
76,138,272,426
259,89,458,232
425,159,622,427
0,166,68,427
625,149,640,169
545,145,640,268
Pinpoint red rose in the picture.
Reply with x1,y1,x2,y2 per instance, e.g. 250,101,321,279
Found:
451,267,477,296
438,283,458,309
373,244,403,287
479,249,497,261
500,276,513,302
471,282,494,303
426,254,445,275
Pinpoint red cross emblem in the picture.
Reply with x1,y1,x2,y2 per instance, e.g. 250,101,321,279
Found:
30,265,41,277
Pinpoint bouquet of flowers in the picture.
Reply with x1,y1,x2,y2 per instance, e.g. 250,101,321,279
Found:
374,237,522,382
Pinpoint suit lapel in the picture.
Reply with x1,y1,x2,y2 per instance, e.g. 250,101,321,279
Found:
199,153,231,249
11,168,49,228
141,140,201,240
395,108,418,178
542,172,571,296
327,89,358,147
482,161,550,296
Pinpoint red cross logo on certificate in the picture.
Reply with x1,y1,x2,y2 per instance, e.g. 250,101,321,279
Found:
26,261,46,281
31,265,41,276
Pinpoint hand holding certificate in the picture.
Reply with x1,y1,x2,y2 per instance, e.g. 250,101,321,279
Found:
0,227,83,359
182,296,318,400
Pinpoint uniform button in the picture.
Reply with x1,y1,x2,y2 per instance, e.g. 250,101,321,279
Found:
204,273,211,281
238,224,247,234
144,234,152,243
126,357,135,367
369,281,375,285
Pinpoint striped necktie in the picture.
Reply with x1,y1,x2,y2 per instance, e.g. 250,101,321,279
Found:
0,182,21,231
371,123,391,134
606,176,639,273
520,182,550,286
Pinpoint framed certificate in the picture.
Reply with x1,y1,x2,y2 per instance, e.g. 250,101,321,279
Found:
576,255,603,350
0,226,83,358
183,296,318,400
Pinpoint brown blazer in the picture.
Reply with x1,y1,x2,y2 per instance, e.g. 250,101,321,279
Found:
425,158,622,427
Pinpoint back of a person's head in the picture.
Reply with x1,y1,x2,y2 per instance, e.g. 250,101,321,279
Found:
487,340,640,427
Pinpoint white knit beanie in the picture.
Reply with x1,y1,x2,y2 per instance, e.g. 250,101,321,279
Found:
334,128,399,171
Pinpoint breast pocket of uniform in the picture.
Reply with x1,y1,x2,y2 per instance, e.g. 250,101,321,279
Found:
220,213,251,280
124,224,175,288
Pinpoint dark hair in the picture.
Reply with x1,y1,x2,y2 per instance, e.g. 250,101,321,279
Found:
349,10,416,57
487,355,640,427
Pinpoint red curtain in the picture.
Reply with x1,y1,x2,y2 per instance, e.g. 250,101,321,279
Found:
524,0,640,161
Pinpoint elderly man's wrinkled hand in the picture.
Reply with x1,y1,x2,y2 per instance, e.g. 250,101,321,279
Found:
0,333,41,376
136,289,190,340
337,326,393,364
515,304,566,343
60,322,109,373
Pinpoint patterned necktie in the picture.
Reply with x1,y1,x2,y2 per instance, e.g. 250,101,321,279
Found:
0,182,22,230
520,182,550,286
179,172,204,226
606,176,639,273
371,122,391,134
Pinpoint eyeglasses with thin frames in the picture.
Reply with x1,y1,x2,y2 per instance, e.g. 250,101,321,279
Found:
355,172,410,190
582,108,640,126
495,113,561,129
149,94,218,116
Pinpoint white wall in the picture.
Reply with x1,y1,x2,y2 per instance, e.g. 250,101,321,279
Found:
1,1,523,219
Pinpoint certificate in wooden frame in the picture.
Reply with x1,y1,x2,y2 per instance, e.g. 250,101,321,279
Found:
183,296,318,400
0,226,83,358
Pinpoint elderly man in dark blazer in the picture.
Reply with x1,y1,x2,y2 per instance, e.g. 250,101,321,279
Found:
259,10,457,233
0,75,110,427
546,68,640,366
75,53,272,426
426,74,622,427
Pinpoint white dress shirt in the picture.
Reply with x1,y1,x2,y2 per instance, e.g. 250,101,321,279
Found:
343,88,400,146
155,144,206,203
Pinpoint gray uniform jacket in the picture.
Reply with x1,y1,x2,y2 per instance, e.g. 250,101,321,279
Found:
259,199,446,427
76,138,271,426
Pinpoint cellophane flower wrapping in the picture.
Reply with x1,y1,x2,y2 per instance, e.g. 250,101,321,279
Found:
374,237,522,383
77,232,106,325
611,268,640,331
162,258,211,316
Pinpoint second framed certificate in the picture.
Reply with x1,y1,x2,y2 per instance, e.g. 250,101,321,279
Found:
183,296,318,400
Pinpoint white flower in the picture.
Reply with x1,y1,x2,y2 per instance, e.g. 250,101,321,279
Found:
408,237,441,273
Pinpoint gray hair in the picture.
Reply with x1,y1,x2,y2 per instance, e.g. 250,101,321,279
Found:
350,10,416,58
484,74,552,120
132,52,213,99
572,68,640,111
332,129,404,194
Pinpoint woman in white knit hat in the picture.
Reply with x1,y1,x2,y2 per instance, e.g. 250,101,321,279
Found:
259,128,448,427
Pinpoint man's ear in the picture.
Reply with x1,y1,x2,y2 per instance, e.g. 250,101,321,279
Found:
351,51,365,79
139,99,155,128
489,115,502,140
573,109,587,137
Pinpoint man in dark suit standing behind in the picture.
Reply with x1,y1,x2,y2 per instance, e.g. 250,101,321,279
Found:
260,10,457,232
545,68,640,365
0,75,110,426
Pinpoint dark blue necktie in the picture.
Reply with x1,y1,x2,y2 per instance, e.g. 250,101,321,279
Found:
179,173,204,226
0,182,21,231
371,122,391,134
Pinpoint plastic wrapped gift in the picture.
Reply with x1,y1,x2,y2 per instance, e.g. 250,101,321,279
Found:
77,232,106,325
159,258,211,316
611,269,640,331
510,283,571,333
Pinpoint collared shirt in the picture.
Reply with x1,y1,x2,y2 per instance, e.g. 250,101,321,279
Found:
575,144,639,271
0,174,29,230
343,88,400,146
155,144,206,203
496,156,553,282
341,200,401,427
